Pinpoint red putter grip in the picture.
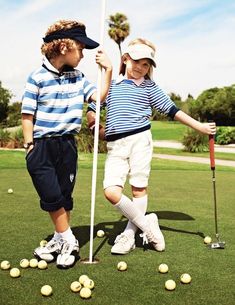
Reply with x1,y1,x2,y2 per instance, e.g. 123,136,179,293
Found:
209,135,215,170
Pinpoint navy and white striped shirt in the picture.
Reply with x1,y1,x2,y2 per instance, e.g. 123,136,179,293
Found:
21,56,96,138
88,75,179,141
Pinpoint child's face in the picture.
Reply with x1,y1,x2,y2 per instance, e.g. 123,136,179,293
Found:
63,41,85,68
125,55,151,80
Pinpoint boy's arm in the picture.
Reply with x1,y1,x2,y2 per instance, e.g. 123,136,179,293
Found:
22,114,34,151
86,110,105,140
174,110,216,135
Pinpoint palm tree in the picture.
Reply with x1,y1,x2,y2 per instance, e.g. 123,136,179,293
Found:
107,13,130,57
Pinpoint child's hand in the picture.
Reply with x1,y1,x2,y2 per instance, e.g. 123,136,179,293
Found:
95,49,112,71
201,122,216,135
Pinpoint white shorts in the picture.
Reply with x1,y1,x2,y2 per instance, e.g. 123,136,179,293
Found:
103,130,153,189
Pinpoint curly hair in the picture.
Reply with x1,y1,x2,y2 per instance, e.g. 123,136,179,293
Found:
119,38,156,80
41,20,85,59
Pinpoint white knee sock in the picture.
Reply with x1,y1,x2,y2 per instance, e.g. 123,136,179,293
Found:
115,194,148,233
123,195,148,238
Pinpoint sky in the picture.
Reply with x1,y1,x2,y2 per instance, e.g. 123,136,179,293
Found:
1,0,235,102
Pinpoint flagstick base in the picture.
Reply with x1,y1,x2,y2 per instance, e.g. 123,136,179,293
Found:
80,258,100,264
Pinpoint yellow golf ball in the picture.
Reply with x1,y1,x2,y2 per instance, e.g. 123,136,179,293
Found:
41,285,53,296
158,263,169,273
70,281,82,292
204,236,212,244
1,260,11,270
79,274,90,285
38,260,48,270
180,273,192,284
83,279,95,290
97,229,105,237
40,240,48,247
117,261,127,271
165,279,176,291
80,287,91,299
10,268,21,278
20,259,30,268
29,258,38,268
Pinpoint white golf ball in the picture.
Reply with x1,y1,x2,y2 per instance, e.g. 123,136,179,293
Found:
29,258,38,268
204,236,212,244
79,274,90,285
80,287,91,299
40,240,48,247
158,263,169,273
165,279,176,291
10,267,21,278
117,261,127,271
70,281,82,292
180,273,192,284
38,260,48,270
7,188,13,194
1,260,11,270
20,259,30,268
41,285,53,296
83,279,95,290
97,229,105,238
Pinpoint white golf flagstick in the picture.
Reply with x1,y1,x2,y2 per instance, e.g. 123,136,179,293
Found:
88,0,106,263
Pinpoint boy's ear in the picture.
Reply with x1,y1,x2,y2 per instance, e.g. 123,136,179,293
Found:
60,43,67,55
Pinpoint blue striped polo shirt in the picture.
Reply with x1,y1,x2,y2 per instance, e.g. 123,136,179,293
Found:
88,75,179,141
21,56,96,138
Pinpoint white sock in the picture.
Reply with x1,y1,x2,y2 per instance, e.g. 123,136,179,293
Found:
60,227,75,243
115,194,148,232
124,195,148,238
53,231,61,241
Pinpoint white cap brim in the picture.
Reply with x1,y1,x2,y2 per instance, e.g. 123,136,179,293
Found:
126,44,156,67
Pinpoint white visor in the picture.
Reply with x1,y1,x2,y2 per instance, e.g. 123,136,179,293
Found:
126,44,156,67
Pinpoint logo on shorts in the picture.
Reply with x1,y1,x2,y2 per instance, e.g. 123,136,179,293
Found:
70,174,75,182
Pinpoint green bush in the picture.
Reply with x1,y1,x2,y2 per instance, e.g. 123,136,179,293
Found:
182,129,209,152
77,107,107,153
216,126,235,144
11,127,24,148
0,128,10,147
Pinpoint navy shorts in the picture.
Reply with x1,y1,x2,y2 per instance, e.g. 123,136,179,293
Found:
26,135,78,212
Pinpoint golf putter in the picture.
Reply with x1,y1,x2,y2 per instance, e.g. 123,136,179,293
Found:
208,134,225,249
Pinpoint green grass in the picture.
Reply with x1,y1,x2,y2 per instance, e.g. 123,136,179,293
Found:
0,151,235,305
151,121,188,141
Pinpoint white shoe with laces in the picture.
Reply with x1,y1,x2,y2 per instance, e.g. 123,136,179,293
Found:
111,233,136,254
56,239,79,269
34,238,62,262
141,213,165,251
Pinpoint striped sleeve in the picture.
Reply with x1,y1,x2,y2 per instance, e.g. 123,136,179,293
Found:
148,82,179,116
21,74,39,115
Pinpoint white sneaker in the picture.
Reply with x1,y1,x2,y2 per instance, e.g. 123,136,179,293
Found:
34,238,61,262
141,213,165,251
56,239,79,269
111,233,135,254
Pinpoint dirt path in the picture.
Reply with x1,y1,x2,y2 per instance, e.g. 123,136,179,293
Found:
153,153,235,168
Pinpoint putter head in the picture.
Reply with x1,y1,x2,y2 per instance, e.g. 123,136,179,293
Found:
208,241,225,249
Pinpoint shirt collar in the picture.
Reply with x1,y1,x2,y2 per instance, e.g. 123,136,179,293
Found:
42,56,77,76
115,74,145,86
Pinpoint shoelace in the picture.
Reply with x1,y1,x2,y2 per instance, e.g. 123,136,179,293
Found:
46,239,60,251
